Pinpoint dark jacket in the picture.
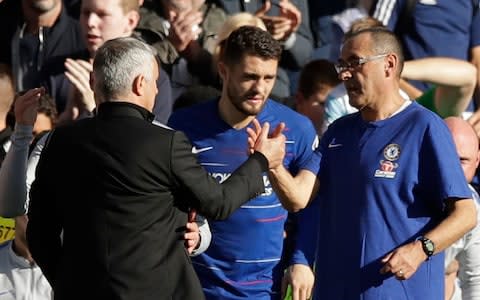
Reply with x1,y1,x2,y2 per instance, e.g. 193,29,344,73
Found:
27,101,267,300
0,0,86,92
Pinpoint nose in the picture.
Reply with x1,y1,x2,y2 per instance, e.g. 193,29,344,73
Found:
338,69,352,81
85,13,98,29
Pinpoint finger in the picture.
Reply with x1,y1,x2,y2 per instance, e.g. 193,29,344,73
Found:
292,283,300,300
381,251,393,263
64,63,91,91
18,87,44,101
188,208,197,222
65,58,91,77
65,71,90,93
299,287,307,300
259,122,271,142
247,137,255,153
184,232,197,241
271,22,293,34
252,118,262,136
280,277,288,299
271,122,285,138
255,0,271,16
307,285,312,300
75,59,93,72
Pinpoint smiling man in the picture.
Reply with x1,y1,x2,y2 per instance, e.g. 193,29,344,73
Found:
168,26,320,299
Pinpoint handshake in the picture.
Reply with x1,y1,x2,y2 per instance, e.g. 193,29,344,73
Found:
247,119,286,169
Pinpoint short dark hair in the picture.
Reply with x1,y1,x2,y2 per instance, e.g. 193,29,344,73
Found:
343,27,404,75
37,93,58,127
298,59,340,99
221,26,282,66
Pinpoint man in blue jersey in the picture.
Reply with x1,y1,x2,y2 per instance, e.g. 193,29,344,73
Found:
272,27,478,300
168,26,320,299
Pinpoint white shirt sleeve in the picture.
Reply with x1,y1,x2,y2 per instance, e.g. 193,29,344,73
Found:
190,214,211,257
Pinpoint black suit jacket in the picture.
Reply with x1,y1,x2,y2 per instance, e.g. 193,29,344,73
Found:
27,101,267,300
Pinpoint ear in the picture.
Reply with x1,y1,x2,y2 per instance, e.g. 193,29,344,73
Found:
217,61,227,81
476,149,480,169
125,10,140,33
384,54,397,78
132,74,146,96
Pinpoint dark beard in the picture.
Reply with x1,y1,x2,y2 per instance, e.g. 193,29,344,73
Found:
227,85,265,116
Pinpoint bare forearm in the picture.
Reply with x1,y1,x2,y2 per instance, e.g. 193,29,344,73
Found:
403,58,477,88
426,198,477,254
268,166,318,212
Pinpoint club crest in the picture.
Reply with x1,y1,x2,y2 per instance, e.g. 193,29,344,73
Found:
383,144,401,161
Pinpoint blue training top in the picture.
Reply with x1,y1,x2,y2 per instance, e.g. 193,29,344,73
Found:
168,98,320,299
292,102,472,300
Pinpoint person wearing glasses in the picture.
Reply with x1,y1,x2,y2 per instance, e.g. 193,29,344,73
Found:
269,27,477,300
323,17,477,133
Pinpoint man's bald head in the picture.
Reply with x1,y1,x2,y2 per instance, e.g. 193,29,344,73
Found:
445,117,480,183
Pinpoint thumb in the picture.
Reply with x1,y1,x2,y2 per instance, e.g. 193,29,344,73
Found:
188,209,197,222
255,0,271,16
381,251,393,263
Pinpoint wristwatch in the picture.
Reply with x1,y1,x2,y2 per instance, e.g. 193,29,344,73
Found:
418,236,435,259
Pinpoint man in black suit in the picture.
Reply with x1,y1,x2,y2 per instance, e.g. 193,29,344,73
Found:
26,36,286,300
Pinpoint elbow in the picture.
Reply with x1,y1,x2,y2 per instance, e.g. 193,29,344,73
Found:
285,202,306,213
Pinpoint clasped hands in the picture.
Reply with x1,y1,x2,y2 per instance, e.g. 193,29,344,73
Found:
246,119,286,169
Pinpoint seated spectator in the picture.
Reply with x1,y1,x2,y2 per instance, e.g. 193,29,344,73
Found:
444,117,480,300
217,0,314,101
56,0,173,124
136,0,226,100
0,0,86,113
295,59,341,135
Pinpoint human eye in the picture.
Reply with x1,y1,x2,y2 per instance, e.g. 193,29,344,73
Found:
350,58,362,67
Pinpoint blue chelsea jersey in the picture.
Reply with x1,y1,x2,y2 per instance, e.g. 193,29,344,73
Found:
168,98,319,299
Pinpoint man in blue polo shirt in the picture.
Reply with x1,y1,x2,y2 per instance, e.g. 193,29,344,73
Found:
275,27,477,300
168,26,320,299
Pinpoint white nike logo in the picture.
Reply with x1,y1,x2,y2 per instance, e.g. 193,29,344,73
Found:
328,138,343,149
192,146,213,154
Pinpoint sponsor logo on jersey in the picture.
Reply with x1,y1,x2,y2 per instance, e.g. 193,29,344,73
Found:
374,160,399,178
209,173,272,196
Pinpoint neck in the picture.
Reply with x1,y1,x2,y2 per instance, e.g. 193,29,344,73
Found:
12,238,34,263
360,91,407,122
218,95,255,129
22,0,62,33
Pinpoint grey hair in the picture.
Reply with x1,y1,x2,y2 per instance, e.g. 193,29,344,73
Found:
93,37,157,100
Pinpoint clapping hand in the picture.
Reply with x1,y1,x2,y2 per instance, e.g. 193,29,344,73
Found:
167,9,203,52
14,87,44,126
255,0,301,41
65,58,96,114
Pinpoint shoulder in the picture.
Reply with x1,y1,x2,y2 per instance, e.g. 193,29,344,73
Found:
265,100,312,125
168,99,217,128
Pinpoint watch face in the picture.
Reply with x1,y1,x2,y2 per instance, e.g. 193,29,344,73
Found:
425,242,434,252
